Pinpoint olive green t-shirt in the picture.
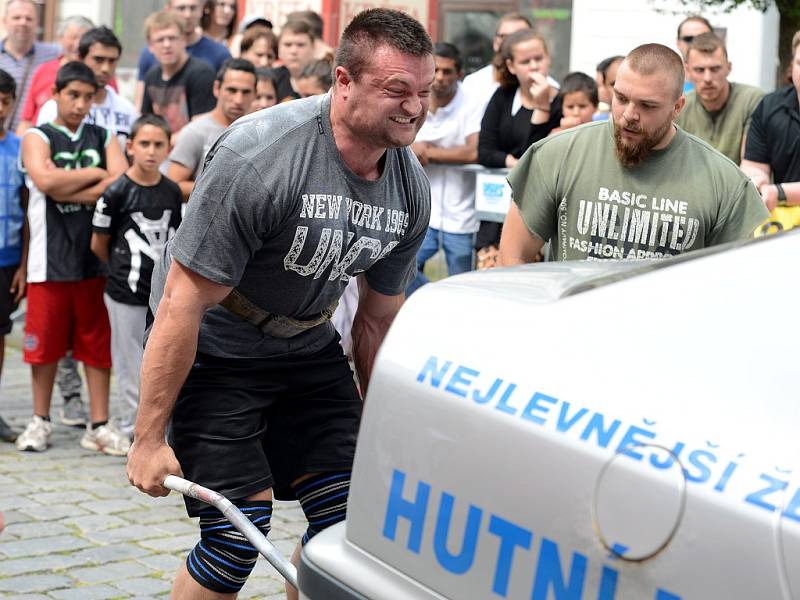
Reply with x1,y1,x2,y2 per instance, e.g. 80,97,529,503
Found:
508,119,768,261
676,82,764,164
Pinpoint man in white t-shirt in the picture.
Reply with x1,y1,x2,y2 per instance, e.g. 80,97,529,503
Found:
36,27,137,428
37,27,138,148
408,42,481,294
460,12,558,121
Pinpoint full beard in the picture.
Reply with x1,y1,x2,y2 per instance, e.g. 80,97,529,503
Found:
613,118,673,168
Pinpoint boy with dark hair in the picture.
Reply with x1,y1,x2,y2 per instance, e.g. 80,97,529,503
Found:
92,114,182,435
16,61,129,455
35,26,139,426
0,69,27,443
37,26,138,144
549,72,598,135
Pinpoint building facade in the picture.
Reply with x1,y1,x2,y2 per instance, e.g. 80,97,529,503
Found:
5,0,782,90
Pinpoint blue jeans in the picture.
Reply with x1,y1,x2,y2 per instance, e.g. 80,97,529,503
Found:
407,228,474,296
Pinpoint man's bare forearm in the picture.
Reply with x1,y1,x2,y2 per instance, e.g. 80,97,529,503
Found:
351,312,392,397
351,279,403,396
134,293,203,445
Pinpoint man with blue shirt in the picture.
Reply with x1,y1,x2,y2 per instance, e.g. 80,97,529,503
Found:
0,69,27,442
135,0,230,110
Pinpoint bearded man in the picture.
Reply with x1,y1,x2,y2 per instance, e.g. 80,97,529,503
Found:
498,43,767,264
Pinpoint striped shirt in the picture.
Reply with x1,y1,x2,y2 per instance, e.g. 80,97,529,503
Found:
0,39,60,131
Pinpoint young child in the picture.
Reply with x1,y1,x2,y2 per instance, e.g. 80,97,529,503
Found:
16,61,128,455
91,114,182,435
295,59,333,98
0,69,27,444
549,72,599,136
251,67,278,112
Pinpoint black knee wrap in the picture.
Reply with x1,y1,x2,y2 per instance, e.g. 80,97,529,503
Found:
294,471,350,545
186,500,272,593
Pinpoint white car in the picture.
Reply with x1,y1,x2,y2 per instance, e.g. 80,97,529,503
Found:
299,231,800,600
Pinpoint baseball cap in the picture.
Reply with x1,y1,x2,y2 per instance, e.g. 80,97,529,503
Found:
239,15,273,33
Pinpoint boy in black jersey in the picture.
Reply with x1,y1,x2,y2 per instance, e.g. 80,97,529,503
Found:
91,115,182,434
17,62,128,455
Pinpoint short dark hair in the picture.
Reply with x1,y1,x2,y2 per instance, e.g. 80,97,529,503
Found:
625,43,685,100
559,72,598,106
55,61,98,92
335,9,433,83
130,113,171,142
434,41,462,71
0,68,16,98
596,55,624,83
255,66,278,85
496,29,548,89
299,59,333,89
78,26,122,60
215,57,257,83
677,15,712,38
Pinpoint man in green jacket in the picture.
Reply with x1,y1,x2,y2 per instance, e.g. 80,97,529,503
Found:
677,32,763,164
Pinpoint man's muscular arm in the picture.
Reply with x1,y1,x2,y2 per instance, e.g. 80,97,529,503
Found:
351,276,404,397
127,260,232,497
498,202,546,266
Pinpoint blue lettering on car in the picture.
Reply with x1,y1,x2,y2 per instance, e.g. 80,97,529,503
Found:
415,355,800,527
383,468,684,599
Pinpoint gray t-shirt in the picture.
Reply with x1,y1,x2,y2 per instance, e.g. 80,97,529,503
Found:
167,113,225,179
151,94,431,358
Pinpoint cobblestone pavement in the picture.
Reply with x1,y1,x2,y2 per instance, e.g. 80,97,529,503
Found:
0,342,305,599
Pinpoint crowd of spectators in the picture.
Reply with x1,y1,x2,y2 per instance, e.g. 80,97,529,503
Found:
0,0,795,454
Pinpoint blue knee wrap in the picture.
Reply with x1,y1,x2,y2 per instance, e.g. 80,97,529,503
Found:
186,500,272,593
294,471,350,545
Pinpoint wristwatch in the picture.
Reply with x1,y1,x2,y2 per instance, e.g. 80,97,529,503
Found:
776,183,788,206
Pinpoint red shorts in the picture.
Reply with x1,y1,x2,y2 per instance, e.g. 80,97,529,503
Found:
24,278,111,368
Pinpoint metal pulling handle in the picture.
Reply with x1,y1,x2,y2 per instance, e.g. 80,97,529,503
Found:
164,475,299,590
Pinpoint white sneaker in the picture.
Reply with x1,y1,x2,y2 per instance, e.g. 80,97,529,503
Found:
15,416,53,452
81,422,131,456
